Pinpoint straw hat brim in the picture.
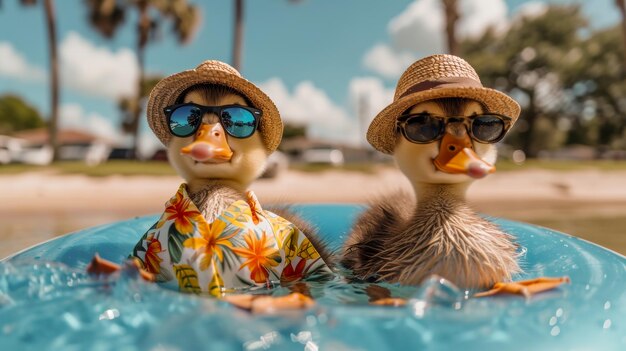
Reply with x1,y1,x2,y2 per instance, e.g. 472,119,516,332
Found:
367,86,521,154
147,68,282,152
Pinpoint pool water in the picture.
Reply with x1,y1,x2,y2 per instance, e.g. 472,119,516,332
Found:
1,205,625,350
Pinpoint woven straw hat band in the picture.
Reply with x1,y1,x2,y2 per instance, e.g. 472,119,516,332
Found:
398,77,484,99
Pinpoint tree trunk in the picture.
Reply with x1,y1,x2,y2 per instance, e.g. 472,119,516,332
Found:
615,0,626,70
442,0,459,56
44,0,60,162
232,0,244,71
131,0,150,160
520,90,538,158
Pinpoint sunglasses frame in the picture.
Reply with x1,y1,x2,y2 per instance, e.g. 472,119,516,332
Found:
396,112,513,144
163,103,262,139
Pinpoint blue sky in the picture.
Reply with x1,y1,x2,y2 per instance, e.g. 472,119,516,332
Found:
0,0,620,154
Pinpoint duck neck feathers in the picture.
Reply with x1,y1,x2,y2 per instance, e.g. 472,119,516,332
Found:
374,183,521,288
188,182,245,223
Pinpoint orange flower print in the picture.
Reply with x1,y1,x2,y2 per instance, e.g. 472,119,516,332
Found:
232,231,280,284
280,258,307,283
144,236,164,274
245,191,261,225
183,219,236,270
163,190,202,234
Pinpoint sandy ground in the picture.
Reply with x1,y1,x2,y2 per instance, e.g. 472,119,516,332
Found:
1,168,626,258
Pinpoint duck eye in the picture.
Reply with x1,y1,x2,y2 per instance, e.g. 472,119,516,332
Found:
403,115,444,143
472,115,505,143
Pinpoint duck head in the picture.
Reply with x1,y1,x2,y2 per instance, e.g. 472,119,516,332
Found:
394,99,498,188
167,90,268,193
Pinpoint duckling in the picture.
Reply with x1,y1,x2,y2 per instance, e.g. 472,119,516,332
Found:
89,61,332,310
343,98,520,289
342,54,568,297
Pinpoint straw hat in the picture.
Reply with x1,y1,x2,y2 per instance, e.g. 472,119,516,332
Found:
367,54,520,154
147,60,283,152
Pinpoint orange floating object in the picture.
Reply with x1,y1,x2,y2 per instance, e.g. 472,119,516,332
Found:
86,254,155,282
475,276,571,298
370,298,407,307
223,292,315,314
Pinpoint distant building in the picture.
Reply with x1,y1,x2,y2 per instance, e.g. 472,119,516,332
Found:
280,137,391,164
0,135,26,164
9,128,112,165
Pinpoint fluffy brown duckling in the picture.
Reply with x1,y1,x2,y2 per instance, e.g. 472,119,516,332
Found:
89,61,332,311
342,55,568,298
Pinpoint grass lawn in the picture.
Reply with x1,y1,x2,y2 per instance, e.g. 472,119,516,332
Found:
0,160,178,177
1,159,626,177
495,159,626,171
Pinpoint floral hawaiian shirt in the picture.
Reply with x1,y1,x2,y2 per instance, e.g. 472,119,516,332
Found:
131,184,332,296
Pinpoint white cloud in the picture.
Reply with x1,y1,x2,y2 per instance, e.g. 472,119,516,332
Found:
138,132,162,159
257,78,360,145
389,0,446,54
348,77,395,145
390,0,508,53
457,0,508,38
362,43,417,80
60,31,139,99
60,103,121,143
364,0,509,79
348,77,394,122
0,42,46,81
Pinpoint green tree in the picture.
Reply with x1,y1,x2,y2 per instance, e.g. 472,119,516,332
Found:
21,0,61,161
615,0,626,68
84,0,200,158
461,5,587,157
566,25,626,149
0,94,45,134
282,123,307,140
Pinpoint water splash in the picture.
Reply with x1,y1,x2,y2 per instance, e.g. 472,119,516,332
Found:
1,258,624,351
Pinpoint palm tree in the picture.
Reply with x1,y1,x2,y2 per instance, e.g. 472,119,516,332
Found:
442,0,459,55
232,0,244,72
21,0,61,162
84,0,200,158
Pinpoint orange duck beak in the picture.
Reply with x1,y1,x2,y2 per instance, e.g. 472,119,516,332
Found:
180,123,233,163
433,130,495,179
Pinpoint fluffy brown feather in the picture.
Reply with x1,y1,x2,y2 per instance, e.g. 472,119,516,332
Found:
342,186,521,290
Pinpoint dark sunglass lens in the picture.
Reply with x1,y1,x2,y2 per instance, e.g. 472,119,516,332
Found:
221,107,256,138
472,115,505,142
403,115,444,142
169,105,202,137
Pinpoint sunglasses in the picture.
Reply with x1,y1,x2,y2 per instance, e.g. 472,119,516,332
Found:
164,103,262,139
397,113,512,144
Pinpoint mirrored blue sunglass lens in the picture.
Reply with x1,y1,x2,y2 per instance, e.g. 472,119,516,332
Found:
221,107,256,138
169,105,201,137
404,115,444,142
472,115,505,142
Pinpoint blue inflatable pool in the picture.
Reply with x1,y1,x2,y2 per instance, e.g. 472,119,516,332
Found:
1,204,625,350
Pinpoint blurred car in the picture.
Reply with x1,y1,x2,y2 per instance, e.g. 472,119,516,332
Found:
301,146,344,166
260,150,288,178
0,135,25,164
107,147,135,160
149,148,169,162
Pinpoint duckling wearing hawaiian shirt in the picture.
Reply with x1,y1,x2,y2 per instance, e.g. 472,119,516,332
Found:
131,184,331,296
88,61,332,312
